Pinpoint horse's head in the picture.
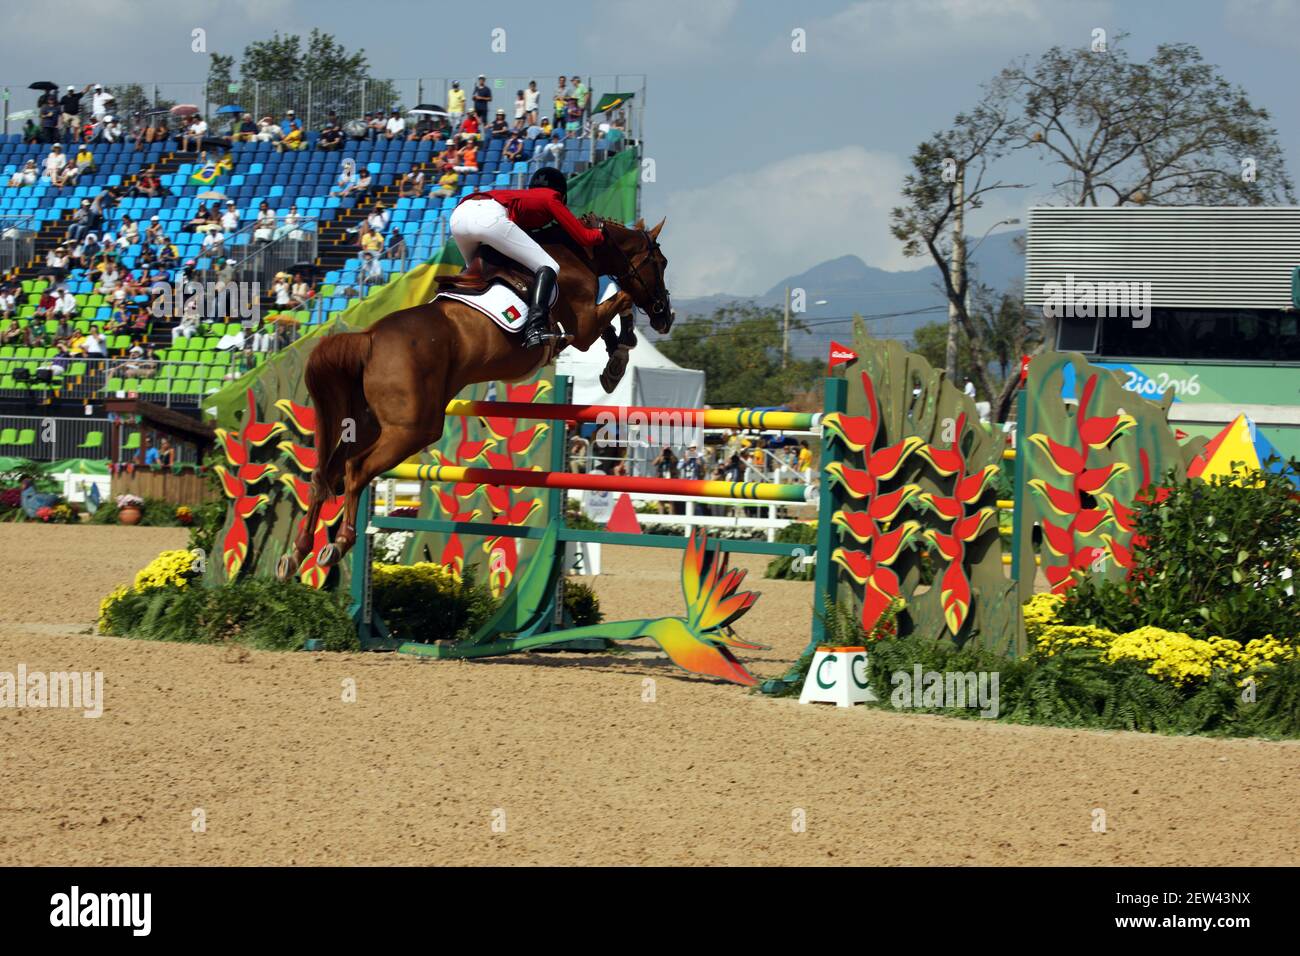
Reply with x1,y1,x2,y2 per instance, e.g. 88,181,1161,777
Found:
603,217,673,334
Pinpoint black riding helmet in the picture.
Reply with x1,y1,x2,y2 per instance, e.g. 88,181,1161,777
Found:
528,166,568,202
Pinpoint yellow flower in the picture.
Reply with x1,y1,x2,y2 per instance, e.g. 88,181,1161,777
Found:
132,549,199,592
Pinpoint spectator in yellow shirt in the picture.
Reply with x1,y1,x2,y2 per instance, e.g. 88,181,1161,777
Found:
437,166,459,198
447,81,466,126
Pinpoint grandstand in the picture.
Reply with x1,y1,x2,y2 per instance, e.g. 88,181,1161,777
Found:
0,115,604,467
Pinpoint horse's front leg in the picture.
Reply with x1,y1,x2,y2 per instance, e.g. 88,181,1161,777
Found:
599,306,638,394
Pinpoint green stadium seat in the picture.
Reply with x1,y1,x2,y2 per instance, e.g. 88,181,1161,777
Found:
69,362,86,376
122,433,141,452
14,347,30,359
112,335,130,350
178,365,193,379
137,378,156,394
0,346,13,358
0,428,17,444
77,431,105,451
14,429,35,447
106,377,125,391
214,351,231,365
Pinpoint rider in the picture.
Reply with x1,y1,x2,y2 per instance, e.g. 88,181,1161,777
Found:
450,166,605,349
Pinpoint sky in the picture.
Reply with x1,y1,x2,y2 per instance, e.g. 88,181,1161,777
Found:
3,0,1297,298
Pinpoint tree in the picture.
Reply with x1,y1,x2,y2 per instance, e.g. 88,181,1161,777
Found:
890,74,1025,413
206,53,236,111
1007,35,1294,205
207,29,399,128
908,286,1040,411
657,304,822,408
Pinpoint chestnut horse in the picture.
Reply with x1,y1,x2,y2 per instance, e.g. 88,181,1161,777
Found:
276,217,672,580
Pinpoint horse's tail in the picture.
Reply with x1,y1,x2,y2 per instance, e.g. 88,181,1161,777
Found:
304,331,371,496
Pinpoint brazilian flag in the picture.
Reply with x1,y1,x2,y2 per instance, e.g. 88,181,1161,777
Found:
594,92,635,114
190,153,233,186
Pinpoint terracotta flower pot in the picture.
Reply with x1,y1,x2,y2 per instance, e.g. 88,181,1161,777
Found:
118,506,143,526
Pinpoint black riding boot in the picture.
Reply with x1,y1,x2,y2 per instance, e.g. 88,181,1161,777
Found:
521,266,560,350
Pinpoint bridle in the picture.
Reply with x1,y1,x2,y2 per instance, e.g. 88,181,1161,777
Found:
603,222,668,317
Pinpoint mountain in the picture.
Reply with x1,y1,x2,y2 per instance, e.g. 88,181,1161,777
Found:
658,230,1025,360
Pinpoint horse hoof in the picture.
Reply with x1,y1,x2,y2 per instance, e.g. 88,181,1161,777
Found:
316,543,340,568
275,554,299,582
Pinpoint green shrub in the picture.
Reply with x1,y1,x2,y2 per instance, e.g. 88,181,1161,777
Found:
371,562,497,644
563,578,603,627
1059,459,1300,646
765,522,817,580
100,579,357,651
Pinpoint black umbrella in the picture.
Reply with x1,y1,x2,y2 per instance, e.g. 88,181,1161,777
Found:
28,81,58,92
288,263,320,275
412,103,446,113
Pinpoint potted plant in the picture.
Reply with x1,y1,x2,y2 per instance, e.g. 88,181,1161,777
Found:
175,505,194,527
116,494,145,525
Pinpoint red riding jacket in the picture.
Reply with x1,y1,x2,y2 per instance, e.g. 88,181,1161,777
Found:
462,188,604,247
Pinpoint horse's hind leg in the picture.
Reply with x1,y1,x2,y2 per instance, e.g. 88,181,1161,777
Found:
316,422,436,569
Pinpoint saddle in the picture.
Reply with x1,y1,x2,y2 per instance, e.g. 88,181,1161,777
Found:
435,245,533,299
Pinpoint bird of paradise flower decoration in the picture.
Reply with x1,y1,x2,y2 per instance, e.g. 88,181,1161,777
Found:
1026,372,1136,592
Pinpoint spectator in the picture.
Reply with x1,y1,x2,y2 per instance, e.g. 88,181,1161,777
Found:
65,199,93,240
7,159,38,187
571,75,589,117
284,110,301,133
255,116,283,143
43,245,71,285
74,142,97,175
454,139,479,173
276,125,305,153
472,75,491,124
43,144,68,185
201,228,226,260
253,201,276,242
272,273,292,308
249,322,274,352
435,165,459,198
360,252,383,286
279,205,307,241
171,308,199,345
232,113,258,143
384,109,405,140
181,114,208,151
552,76,568,127
83,326,106,357
158,437,176,468
358,224,384,254
21,119,40,145
290,273,313,309
145,215,165,246
564,97,583,137
39,93,60,144
653,447,679,480
518,80,538,126
367,203,390,234
447,81,466,128
535,133,565,171
0,285,16,322
398,165,425,198
489,109,510,138
330,157,357,197
350,167,373,199
385,228,407,263
317,122,344,151
503,131,524,164
118,214,139,246
514,89,527,127
54,285,77,319
221,200,240,233
537,116,554,140
90,84,113,120
59,85,85,142
681,445,703,480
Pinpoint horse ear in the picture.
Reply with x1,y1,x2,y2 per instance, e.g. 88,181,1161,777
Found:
634,218,645,231
648,218,665,240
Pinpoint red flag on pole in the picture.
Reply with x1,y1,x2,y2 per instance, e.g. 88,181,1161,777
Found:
828,341,858,374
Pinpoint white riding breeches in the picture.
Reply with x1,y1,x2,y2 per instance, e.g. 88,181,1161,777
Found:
449,199,559,276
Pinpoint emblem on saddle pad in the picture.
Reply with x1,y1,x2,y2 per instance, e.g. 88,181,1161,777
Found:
434,280,552,335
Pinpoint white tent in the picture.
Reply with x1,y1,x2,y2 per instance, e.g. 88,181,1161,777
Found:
555,329,703,409
555,285,705,473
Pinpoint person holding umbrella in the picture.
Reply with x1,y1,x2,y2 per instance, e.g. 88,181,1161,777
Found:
38,90,60,144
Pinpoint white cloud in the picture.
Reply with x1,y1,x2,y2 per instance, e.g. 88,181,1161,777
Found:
655,147,913,297
584,0,740,60
1224,0,1300,50
797,0,1094,62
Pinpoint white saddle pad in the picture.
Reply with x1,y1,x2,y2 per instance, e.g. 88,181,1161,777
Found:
435,279,555,334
